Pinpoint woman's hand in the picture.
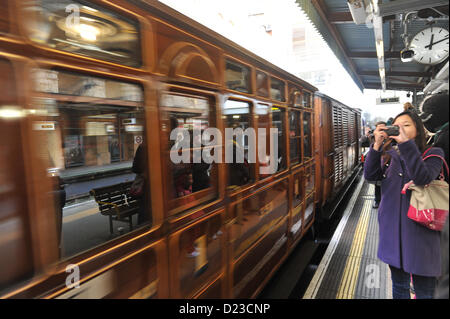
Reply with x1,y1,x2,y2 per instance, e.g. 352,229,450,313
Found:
373,124,387,151
387,124,410,144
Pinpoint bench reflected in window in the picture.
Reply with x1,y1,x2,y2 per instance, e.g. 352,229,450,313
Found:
32,69,151,259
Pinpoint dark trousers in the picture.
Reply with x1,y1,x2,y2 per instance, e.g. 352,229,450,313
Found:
389,265,437,299
374,184,381,204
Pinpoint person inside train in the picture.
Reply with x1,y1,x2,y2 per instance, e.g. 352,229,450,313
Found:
364,110,445,299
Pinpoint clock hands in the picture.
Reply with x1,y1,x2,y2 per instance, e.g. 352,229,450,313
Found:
425,36,449,49
428,34,434,50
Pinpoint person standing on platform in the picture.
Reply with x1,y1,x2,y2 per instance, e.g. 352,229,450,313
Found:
364,110,445,299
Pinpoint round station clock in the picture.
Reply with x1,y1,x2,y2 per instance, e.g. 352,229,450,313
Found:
409,27,449,65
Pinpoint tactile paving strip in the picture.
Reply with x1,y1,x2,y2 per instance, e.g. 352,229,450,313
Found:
304,180,391,299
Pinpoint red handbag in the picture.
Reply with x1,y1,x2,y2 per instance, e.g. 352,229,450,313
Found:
401,148,449,231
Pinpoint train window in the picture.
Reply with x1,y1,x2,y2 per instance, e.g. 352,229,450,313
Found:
0,0,9,34
305,164,315,195
303,111,313,161
160,92,218,214
0,58,34,290
32,69,150,258
23,0,141,68
290,91,302,107
225,59,251,93
272,107,286,172
256,71,269,97
223,100,255,188
289,109,301,165
303,91,312,108
270,78,285,102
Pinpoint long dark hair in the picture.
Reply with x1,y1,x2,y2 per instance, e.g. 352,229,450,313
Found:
382,110,427,160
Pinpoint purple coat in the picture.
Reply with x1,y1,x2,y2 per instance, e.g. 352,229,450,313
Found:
364,139,445,277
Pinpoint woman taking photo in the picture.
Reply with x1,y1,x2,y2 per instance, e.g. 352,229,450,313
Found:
364,110,445,299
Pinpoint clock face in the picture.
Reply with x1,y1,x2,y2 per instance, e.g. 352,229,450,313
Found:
410,27,449,65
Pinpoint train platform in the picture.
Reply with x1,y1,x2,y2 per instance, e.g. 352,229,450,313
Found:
303,178,393,299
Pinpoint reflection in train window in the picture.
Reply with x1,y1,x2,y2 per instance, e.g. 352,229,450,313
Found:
303,111,313,161
223,100,255,188
303,91,312,108
23,0,141,67
225,59,251,93
160,92,218,214
272,107,286,172
32,69,150,258
289,109,301,165
270,77,285,102
256,71,269,97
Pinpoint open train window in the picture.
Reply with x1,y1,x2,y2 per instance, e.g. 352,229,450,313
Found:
225,59,251,93
289,109,301,165
23,0,141,68
32,69,150,259
160,92,218,215
270,77,285,102
223,99,255,188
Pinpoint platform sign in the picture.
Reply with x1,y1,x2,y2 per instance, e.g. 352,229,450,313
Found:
376,97,400,105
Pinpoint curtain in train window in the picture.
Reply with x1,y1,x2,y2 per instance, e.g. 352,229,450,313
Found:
270,78,285,102
160,92,218,215
32,69,150,259
223,100,255,188
289,109,301,165
23,0,141,67
303,111,313,161
225,59,251,93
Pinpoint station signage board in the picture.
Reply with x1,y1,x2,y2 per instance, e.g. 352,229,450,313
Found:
376,97,400,105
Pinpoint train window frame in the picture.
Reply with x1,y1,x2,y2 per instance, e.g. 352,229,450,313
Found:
223,97,257,191
302,110,314,163
224,57,252,94
270,76,286,102
30,67,154,260
288,86,303,108
159,88,219,216
20,0,145,70
0,55,38,293
302,90,313,109
289,108,302,167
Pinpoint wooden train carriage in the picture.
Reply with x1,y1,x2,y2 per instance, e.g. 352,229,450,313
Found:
0,0,359,299
313,93,362,220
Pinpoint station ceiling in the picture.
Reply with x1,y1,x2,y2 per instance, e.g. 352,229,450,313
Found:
296,0,449,92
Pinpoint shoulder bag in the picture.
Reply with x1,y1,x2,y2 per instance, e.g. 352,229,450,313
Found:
401,148,449,231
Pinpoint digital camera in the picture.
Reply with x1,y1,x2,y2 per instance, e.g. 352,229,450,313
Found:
384,125,400,136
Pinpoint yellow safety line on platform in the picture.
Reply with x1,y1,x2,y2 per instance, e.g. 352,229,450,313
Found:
336,199,371,299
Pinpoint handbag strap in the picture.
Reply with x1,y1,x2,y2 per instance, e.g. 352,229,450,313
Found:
401,152,448,195
423,154,449,179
